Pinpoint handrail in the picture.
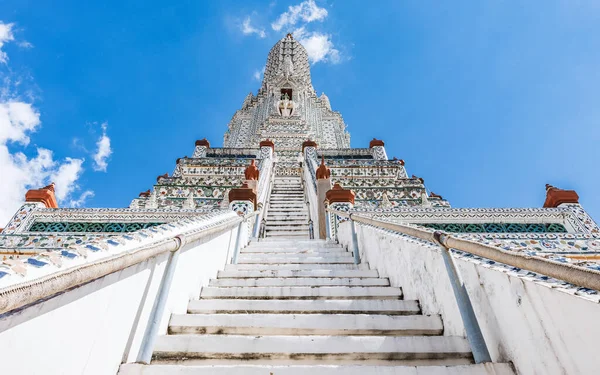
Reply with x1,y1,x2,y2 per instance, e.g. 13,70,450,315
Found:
0,212,243,315
253,158,274,238
327,208,600,364
254,161,276,239
329,209,600,291
303,153,320,239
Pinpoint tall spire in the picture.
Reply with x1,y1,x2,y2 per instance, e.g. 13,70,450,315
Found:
262,33,313,92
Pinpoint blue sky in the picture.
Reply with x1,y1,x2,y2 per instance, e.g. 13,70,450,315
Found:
0,1,599,225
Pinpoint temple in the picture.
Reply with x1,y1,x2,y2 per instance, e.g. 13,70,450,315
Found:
0,34,599,375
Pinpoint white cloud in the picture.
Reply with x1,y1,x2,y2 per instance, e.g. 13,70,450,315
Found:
69,190,94,208
241,17,266,39
272,0,328,31
18,41,33,49
0,27,90,225
253,66,265,81
51,157,85,201
0,141,86,226
92,122,112,172
0,22,14,64
293,27,340,64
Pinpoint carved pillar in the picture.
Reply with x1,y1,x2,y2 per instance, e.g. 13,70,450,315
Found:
316,157,331,239
369,138,388,160
228,183,256,215
259,139,274,159
25,183,58,208
193,139,210,158
543,184,579,208
543,184,599,235
325,183,355,240
244,159,260,193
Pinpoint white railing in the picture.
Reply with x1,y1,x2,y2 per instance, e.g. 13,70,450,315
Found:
303,154,320,239
253,158,275,238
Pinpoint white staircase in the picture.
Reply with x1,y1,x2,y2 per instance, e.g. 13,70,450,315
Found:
264,176,309,238
120,239,513,374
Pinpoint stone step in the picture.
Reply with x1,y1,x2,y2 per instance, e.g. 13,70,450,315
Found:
265,229,310,233
267,204,305,206
269,197,304,202
236,255,355,264
264,214,309,218
200,286,402,300
217,269,378,278
269,200,305,204
269,206,305,211
241,247,345,253
168,313,443,336
209,277,389,287
120,363,515,375
266,209,307,213
265,221,309,226
265,232,310,237
187,298,418,315
239,251,347,257
245,241,340,248
225,263,369,271
151,335,473,362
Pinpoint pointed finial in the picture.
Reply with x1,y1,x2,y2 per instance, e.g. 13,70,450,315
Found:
543,184,579,207
244,159,259,181
316,156,331,180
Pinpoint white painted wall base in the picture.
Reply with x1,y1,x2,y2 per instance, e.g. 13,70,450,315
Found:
0,229,239,375
338,222,600,375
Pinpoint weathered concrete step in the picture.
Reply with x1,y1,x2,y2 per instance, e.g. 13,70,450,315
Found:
152,335,473,361
265,232,309,237
187,299,418,315
236,255,354,264
267,207,306,210
267,207,308,210
241,247,345,254
120,363,515,375
200,286,402,300
239,251,349,257
245,241,341,248
168,313,443,336
265,216,309,221
264,226,310,231
209,277,389,287
264,231,311,237
225,263,369,271
265,221,310,226
217,269,378,278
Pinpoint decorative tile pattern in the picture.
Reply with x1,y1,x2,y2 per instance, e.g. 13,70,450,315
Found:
0,210,239,288
420,222,567,233
28,221,163,233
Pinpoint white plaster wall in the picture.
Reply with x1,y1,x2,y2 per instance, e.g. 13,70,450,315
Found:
338,222,600,375
0,227,239,375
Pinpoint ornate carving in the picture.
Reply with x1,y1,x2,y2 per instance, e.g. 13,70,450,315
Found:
544,184,579,208
316,156,331,180
326,183,355,205
244,160,260,181
25,183,58,208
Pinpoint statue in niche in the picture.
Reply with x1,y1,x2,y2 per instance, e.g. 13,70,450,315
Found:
276,89,295,117
283,55,294,79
